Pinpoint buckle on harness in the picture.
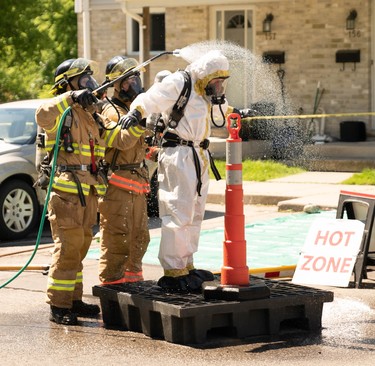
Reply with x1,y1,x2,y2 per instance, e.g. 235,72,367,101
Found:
58,165,68,172
179,139,189,146
200,139,210,149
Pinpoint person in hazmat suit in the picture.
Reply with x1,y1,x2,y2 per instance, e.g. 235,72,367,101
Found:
98,56,152,285
119,50,234,292
35,58,144,325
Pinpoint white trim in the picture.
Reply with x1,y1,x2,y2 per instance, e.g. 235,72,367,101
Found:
126,8,166,58
82,0,91,59
209,4,256,44
117,0,283,9
209,5,256,108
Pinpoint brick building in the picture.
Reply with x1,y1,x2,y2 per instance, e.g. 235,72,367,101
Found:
75,0,374,141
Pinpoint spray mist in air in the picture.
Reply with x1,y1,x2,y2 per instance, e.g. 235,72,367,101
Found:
177,40,315,163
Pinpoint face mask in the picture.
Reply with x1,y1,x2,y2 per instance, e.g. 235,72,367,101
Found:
205,78,228,105
78,73,99,91
119,75,144,102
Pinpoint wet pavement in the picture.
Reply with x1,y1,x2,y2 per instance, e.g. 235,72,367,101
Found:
1,172,375,365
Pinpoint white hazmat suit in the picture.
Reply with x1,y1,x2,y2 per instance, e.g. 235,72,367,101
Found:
129,50,230,291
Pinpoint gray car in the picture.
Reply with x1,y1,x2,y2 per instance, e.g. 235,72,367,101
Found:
0,99,48,240
0,99,159,241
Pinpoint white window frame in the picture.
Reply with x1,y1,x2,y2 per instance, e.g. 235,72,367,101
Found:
209,5,255,50
209,5,256,109
126,7,166,56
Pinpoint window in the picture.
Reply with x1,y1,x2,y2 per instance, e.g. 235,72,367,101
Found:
131,13,165,53
211,7,254,108
215,9,253,50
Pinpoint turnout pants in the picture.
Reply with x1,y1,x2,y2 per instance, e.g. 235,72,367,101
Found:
46,189,98,308
98,185,150,283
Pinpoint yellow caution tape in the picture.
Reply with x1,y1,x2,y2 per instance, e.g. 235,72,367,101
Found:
246,112,375,121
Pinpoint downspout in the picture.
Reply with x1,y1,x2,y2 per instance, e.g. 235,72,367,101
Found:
120,0,144,66
74,0,91,59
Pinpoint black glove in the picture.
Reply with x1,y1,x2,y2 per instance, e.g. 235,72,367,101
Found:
234,108,258,119
71,89,98,109
119,110,145,130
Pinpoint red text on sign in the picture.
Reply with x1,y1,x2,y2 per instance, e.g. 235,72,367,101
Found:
314,231,355,247
300,255,352,273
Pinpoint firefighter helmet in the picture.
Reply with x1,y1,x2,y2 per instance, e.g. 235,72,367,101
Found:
105,56,139,81
51,58,98,95
105,56,143,102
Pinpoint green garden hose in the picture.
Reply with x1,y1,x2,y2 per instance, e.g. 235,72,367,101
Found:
0,107,71,289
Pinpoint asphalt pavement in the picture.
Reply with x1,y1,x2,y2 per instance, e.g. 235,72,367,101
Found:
1,171,375,366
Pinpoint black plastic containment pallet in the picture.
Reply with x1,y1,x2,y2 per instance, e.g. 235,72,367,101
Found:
92,276,334,345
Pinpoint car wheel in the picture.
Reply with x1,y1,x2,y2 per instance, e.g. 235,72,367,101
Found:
0,179,39,240
147,170,159,218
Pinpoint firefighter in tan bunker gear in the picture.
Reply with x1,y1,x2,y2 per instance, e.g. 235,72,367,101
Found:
98,56,152,284
35,58,138,325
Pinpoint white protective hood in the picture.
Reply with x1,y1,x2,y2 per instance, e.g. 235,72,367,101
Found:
131,49,229,142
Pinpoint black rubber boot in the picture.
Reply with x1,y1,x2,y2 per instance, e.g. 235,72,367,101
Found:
50,306,78,325
72,300,100,317
157,274,203,293
157,275,187,292
189,269,215,282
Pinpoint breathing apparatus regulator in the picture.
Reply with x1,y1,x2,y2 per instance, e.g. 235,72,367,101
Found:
205,77,229,128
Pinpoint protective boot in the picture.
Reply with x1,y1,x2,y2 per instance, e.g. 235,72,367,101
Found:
189,269,215,282
72,300,100,317
157,274,203,293
50,306,78,325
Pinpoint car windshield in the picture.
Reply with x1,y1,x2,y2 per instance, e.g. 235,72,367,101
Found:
0,108,37,145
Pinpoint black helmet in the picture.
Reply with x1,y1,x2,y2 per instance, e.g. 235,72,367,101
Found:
105,56,143,102
105,56,139,81
51,58,98,95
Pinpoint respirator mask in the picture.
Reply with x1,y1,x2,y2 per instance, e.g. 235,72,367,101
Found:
77,71,99,91
119,74,144,103
205,77,228,127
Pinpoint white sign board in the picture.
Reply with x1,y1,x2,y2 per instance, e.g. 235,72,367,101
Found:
292,218,364,287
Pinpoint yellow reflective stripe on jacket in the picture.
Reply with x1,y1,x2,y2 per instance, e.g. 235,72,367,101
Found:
45,96,70,134
109,173,150,194
45,116,60,135
52,178,107,196
96,184,107,196
56,95,70,115
45,139,57,151
103,125,121,147
45,141,105,158
128,125,145,138
95,145,106,158
47,277,76,292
